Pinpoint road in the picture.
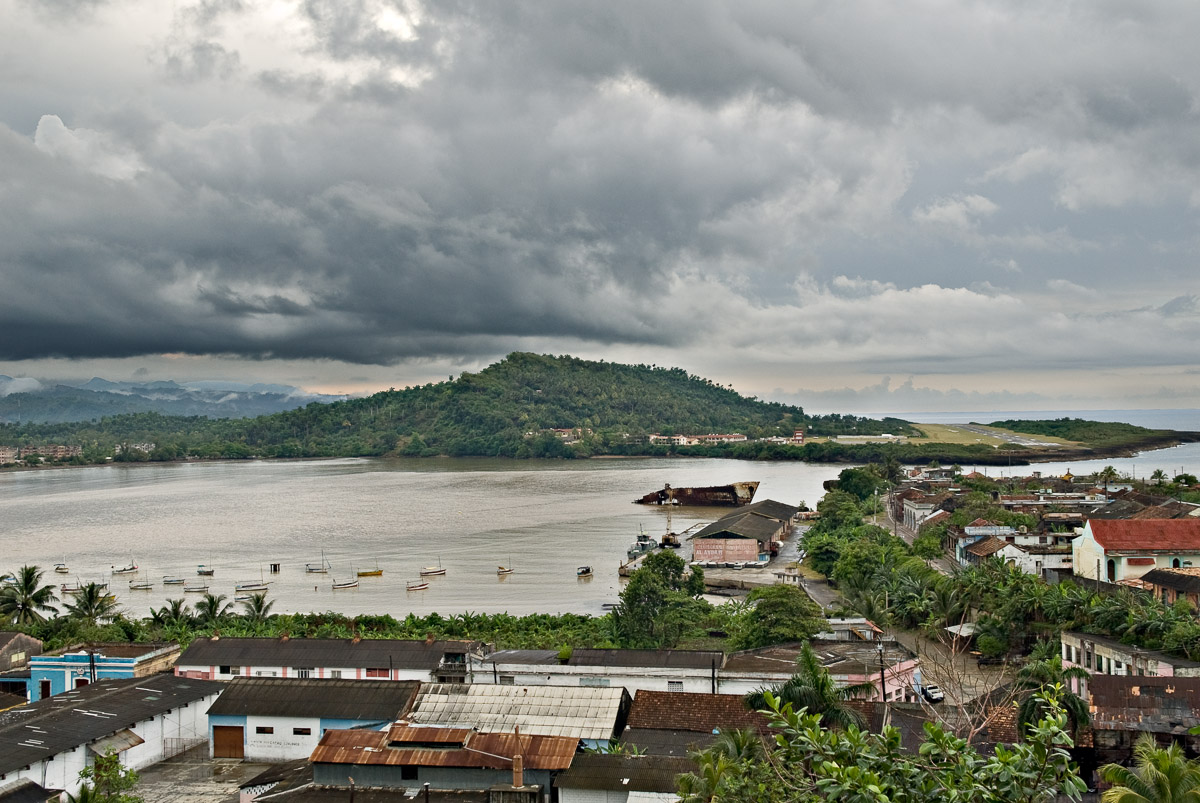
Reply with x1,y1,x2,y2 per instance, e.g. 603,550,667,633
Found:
950,423,1063,448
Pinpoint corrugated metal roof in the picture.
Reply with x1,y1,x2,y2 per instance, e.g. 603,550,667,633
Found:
692,512,779,543
553,754,694,792
0,675,223,774
626,691,769,734
311,726,577,769
486,650,561,665
88,728,144,754
1142,568,1200,594
206,678,419,720
1089,675,1200,733
407,683,627,741
568,649,723,670
176,637,477,671
737,500,800,522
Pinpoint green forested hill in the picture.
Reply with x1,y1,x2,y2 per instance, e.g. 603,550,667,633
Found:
0,352,913,460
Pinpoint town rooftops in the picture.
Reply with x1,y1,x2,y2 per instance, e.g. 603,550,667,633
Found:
965,536,1011,558
1064,631,1200,670
736,499,800,522
1088,675,1200,733
206,678,419,721
692,512,780,543
568,649,724,669
0,675,223,775
310,725,577,770
1086,518,1200,552
1139,568,1200,595
407,683,628,741
723,640,915,677
175,636,476,670
553,754,695,793
626,691,770,734
42,641,177,660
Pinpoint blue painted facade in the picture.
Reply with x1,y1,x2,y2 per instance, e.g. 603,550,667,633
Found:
28,652,140,701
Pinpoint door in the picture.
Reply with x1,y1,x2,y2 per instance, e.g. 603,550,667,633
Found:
213,726,245,759
39,680,51,700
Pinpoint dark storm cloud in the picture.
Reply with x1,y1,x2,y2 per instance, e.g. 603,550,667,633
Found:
2,0,1200,387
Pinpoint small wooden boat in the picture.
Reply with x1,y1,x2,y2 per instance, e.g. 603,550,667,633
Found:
60,581,82,594
419,557,446,577
197,565,215,576
162,576,184,585
235,581,269,591
112,561,138,575
129,580,154,590
406,579,429,591
54,562,70,574
234,594,253,602
183,582,209,593
497,566,514,576
306,550,331,574
577,566,593,578
357,560,383,577
331,578,358,590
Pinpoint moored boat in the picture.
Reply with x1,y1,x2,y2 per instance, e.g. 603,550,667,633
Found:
112,561,138,575
577,566,593,578
183,582,209,592
357,560,383,577
197,565,215,576
163,576,184,585
54,562,70,574
235,581,269,592
129,580,154,590
634,481,759,507
496,566,514,576
306,550,331,574
419,557,446,577
332,577,358,590
406,579,429,591
60,581,82,594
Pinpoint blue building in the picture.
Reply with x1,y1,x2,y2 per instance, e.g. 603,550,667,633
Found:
207,677,421,761
28,642,180,701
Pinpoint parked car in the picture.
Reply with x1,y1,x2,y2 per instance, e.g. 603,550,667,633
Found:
921,684,945,703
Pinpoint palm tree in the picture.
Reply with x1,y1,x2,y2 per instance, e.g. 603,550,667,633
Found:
1015,660,1090,739
195,593,232,626
154,598,192,628
241,592,275,625
744,642,876,730
1099,733,1200,803
708,727,764,762
1098,465,1120,495
64,583,121,626
0,565,59,625
1151,468,1168,485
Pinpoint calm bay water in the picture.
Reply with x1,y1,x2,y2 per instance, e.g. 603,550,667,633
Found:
0,457,840,619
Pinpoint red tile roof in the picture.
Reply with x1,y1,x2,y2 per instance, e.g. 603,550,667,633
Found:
310,726,577,769
1088,519,1200,552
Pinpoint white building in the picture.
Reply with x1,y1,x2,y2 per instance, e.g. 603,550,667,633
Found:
0,676,222,797
1072,518,1200,583
475,648,725,696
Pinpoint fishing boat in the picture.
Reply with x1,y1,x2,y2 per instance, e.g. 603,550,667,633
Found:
196,565,215,576
162,576,184,585
577,566,593,578
235,568,271,592
53,562,70,574
627,525,657,558
306,550,331,574
496,566,514,576
183,582,209,593
357,560,383,578
112,559,138,575
331,577,358,590
60,581,82,594
406,579,429,591
129,578,154,590
419,557,446,577
234,594,253,602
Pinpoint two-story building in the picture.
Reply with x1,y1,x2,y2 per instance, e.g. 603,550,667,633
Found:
28,642,179,702
1061,630,1200,683
1072,518,1200,583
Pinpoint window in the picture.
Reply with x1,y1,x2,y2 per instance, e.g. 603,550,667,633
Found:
10,651,25,665
230,667,242,676
366,668,389,678
499,675,515,685
667,681,684,692
256,727,274,735
329,670,342,679
401,766,418,780
255,671,276,677
219,665,230,674
296,668,313,679
293,727,312,736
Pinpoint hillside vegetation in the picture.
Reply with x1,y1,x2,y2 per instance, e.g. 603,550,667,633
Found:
987,418,1174,449
0,353,913,461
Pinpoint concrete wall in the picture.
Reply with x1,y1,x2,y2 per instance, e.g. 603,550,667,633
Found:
476,663,718,696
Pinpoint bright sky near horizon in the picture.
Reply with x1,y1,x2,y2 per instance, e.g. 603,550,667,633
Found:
1,1,1198,412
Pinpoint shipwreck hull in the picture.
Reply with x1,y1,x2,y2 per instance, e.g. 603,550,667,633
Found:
634,481,759,507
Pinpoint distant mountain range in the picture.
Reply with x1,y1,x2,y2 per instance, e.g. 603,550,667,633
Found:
0,375,347,424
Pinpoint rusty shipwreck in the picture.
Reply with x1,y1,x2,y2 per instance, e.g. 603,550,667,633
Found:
633,481,759,507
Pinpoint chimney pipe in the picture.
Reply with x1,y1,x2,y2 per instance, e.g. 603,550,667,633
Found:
512,754,524,788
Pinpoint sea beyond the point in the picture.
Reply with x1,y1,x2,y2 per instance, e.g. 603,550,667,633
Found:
4,414,1200,620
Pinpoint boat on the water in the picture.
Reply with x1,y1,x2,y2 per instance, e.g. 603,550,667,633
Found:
357,560,383,577
496,566,514,576
406,579,429,591
234,594,253,602
183,582,209,592
306,550,331,574
53,562,70,574
627,526,657,558
162,576,184,585
60,581,82,594
633,481,759,507
112,560,138,575
577,566,593,578
235,581,269,592
129,579,154,590
197,565,215,576
419,557,446,577
332,577,358,590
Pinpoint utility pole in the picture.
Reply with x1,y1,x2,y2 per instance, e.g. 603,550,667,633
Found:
877,640,889,730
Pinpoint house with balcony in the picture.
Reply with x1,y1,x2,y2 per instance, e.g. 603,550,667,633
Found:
174,636,481,683
1072,518,1200,583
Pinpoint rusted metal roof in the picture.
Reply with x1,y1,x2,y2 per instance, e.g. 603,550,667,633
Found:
311,726,577,770
626,691,770,734
408,683,627,741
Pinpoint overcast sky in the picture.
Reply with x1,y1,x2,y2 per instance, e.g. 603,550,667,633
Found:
2,1,1198,413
